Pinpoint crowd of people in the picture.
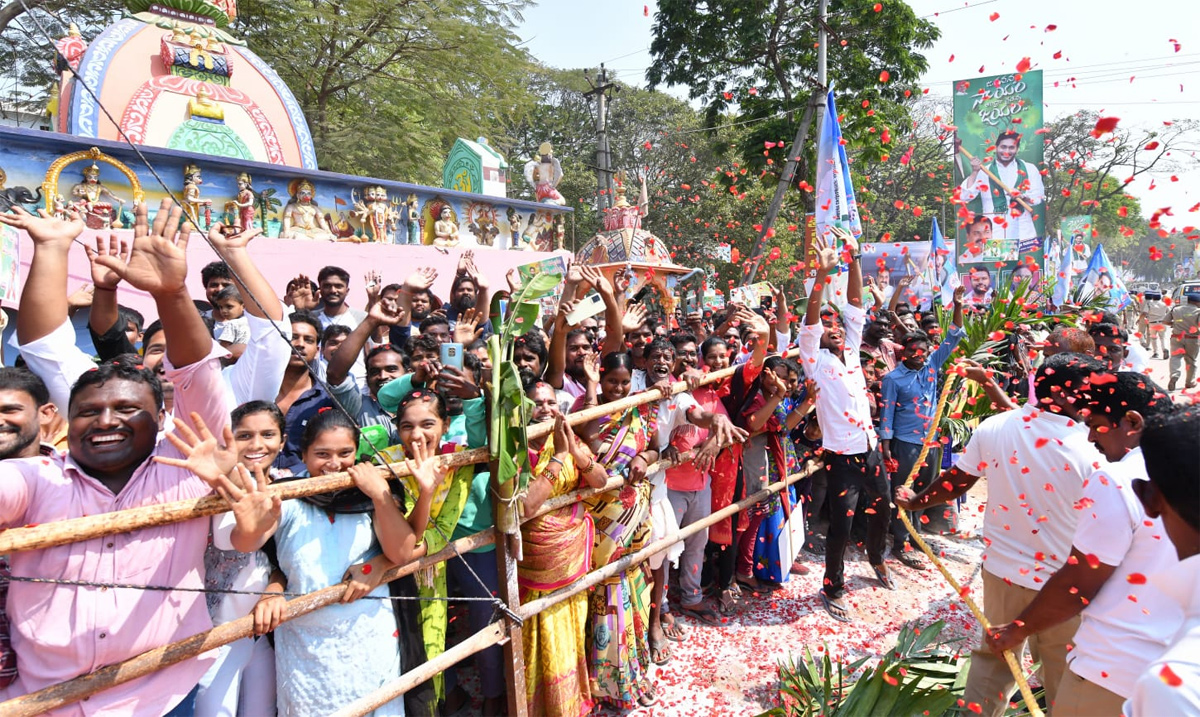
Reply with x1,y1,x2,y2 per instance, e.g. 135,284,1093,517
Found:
0,201,1196,717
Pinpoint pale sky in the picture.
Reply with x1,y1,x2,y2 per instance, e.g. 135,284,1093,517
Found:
516,0,1200,232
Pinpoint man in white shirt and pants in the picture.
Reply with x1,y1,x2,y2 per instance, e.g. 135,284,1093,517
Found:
799,227,893,623
984,372,1180,715
896,352,1105,716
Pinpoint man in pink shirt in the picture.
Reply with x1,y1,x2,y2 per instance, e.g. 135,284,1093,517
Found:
0,200,232,715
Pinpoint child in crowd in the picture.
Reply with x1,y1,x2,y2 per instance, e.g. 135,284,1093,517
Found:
212,285,251,348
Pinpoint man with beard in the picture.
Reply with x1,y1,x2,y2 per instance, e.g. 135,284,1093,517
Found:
896,353,1106,716
273,311,333,474
315,265,369,389
0,199,234,714
967,266,994,307
959,130,1045,242
442,251,491,335
326,296,409,445
82,208,290,411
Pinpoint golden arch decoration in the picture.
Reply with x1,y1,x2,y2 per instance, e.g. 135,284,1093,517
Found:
43,147,146,211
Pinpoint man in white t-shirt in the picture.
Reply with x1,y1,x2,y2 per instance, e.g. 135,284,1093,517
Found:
1124,405,1200,717
984,372,1179,715
896,352,1105,716
799,227,893,623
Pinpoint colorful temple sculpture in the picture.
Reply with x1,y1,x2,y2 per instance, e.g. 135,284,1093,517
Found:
575,177,691,314
0,0,569,250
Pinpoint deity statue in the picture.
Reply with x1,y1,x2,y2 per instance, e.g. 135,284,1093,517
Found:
182,163,212,228
505,207,523,249
522,142,565,205
232,172,256,230
280,179,336,241
403,194,420,245
70,163,126,229
188,85,224,122
433,205,459,248
351,185,397,243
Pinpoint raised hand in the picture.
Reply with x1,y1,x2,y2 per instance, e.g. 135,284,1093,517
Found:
403,267,437,293
453,307,482,344
437,365,481,399
897,274,913,289
456,249,474,276
613,267,632,295
84,235,131,290
368,294,406,327
814,233,839,273
953,284,966,305
364,270,382,306
621,303,648,333
829,225,858,255
0,205,84,250
92,198,191,296
224,463,282,538
579,265,614,297
582,351,601,385
155,412,239,484
505,267,522,294
404,435,449,496
67,284,95,310
206,222,263,252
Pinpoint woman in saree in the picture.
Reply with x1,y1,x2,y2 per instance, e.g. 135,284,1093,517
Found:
571,351,661,708
749,357,817,587
518,381,610,717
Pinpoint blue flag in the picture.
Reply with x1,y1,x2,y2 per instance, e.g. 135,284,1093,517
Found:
1080,243,1130,309
927,217,960,307
815,88,862,243
1051,230,1073,307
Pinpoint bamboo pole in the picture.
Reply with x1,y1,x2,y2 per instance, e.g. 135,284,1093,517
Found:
332,623,507,717
518,461,818,619
957,146,1034,213
0,448,487,555
0,350,795,556
0,530,494,717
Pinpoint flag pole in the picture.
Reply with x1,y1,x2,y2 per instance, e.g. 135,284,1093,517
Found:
741,0,827,287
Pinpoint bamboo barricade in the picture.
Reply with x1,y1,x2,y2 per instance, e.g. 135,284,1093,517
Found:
0,446,700,716
335,461,821,717
895,375,1043,717
0,350,798,556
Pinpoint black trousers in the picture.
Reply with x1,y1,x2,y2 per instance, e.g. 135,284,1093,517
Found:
889,439,941,547
822,446,890,599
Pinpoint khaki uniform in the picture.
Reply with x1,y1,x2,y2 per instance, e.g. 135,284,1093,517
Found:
1167,301,1200,389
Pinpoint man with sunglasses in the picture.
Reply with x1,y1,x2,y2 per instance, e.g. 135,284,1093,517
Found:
984,372,1179,716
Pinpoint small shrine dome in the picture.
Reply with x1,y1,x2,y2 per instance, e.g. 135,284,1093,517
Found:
55,0,318,168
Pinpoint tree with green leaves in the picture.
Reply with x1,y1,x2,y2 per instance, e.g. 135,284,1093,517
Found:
233,0,534,181
646,0,939,186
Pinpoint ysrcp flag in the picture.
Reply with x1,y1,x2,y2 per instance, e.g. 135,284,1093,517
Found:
815,88,862,244
927,217,960,307
1051,231,1073,307
1080,243,1130,309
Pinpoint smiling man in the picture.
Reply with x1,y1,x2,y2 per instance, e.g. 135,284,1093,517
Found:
959,130,1046,242
0,199,233,715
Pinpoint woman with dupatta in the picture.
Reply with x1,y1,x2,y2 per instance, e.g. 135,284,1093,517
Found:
518,382,610,717
571,351,661,708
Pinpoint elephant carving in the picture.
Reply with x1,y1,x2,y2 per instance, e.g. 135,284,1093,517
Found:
0,186,42,213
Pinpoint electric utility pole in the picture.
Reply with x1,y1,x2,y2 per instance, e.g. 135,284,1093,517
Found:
584,64,617,212
742,0,828,287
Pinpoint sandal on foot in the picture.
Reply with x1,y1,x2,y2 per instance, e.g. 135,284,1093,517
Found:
677,601,722,626
649,639,672,666
820,590,853,623
891,548,927,571
717,588,739,615
873,563,896,590
637,684,660,707
661,616,688,641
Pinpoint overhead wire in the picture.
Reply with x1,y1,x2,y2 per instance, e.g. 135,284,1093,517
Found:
10,0,516,625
